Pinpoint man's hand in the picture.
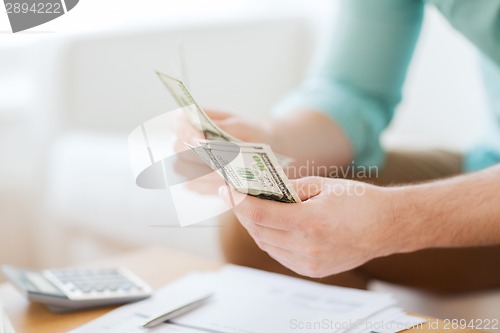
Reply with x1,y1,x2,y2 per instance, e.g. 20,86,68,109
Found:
173,109,274,151
219,176,408,278
204,110,275,143
172,108,356,179
171,109,276,196
220,165,500,279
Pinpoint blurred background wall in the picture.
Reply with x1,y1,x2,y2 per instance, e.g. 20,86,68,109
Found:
0,0,497,326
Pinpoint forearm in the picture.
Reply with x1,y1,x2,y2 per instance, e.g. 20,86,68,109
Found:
268,109,354,175
392,165,500,253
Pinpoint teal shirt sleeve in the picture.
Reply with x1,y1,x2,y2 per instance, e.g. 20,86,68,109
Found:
429,0,500,172
429,0,500,68
273,0,424,167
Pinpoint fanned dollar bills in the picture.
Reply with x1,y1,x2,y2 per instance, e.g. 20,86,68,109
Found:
187,140,301,203
156,72,293,167
157,72,300,203
157,72,240,142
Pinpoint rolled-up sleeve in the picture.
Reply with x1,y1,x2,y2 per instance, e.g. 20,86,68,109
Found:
273,0,424,167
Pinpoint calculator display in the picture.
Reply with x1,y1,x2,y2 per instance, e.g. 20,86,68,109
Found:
25,271,64,296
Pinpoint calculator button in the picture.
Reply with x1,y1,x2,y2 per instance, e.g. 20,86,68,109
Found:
80,286,93,293
120,283,133,291
43,267,152,301
94,285,106,292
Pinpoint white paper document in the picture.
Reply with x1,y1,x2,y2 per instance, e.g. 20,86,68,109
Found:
71,265,425,333
0,302,16,333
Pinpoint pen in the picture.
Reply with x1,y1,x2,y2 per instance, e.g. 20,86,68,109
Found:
142,293,212,329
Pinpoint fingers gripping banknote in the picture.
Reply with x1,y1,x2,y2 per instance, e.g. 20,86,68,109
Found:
157,72,293,167
186,140,301,203
156,72,239,143
155,72,300,203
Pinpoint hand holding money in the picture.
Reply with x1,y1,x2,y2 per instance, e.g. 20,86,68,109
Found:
199,109,276,144
171,110,276,197
187,140,301,203
158,72,299,203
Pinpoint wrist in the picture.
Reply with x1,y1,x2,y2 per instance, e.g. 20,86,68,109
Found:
381,186,436,255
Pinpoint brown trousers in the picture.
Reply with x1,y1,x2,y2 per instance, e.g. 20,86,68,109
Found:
219,150,500,295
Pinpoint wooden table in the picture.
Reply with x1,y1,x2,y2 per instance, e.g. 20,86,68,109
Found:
0,247,477,332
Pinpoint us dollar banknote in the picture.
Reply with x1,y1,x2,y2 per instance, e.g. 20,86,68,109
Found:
157,72,293,167
157,72,239,142
186,140,301,203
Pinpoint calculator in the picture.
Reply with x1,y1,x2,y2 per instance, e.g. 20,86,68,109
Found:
1,265,152,312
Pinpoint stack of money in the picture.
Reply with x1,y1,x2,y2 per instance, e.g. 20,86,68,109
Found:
157,72,300,203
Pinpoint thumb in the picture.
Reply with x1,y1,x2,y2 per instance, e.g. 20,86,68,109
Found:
204,109,233,121
290,177,324,201
218,184,247,208
216,118,255,142
203,109,248,139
